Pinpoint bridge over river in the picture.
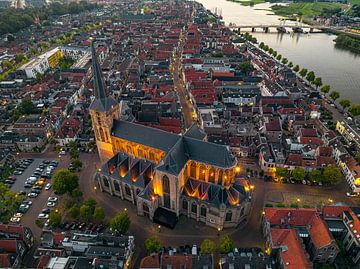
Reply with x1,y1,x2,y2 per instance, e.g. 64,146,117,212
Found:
228,24,333,33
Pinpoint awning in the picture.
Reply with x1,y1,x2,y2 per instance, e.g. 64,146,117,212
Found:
153,207,178,229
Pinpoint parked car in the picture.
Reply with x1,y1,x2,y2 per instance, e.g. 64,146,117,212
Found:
42,208,51,214
28,192,38,198
13,213,23,218
5,180,15,185
45,183,52,190
44,219,50,228
48,197,58,202
31,189,41,194
47,201,56,207
38,213,49,219
14,170,23,175
10,217,21,223
18,204,30,213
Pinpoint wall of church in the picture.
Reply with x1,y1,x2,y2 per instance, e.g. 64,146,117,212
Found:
111,137,166,164
184,160,237,187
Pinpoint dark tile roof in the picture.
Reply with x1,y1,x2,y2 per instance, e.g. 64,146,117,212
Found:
111,120,180,152
184,124,207,140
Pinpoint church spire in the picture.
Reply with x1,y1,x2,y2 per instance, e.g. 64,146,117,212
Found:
91,41,107,101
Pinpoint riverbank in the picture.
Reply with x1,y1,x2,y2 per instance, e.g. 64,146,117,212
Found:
334,34,360,54
271,2,344,19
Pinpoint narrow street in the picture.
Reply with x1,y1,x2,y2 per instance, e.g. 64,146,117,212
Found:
171,34,194,129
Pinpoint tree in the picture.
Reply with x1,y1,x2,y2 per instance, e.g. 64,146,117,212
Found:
276,54,282,61
49,211,62,227
68,205,79,219
7,34,15,42
268,48,274,54
80,204,93,222
281,58,288,65
259,42,265,49
292,167,305,182
288,62,293,68
53,169,79,195
71,159,83,171
83,198,97,211
322,165,342,185
0,183,23,222
219,235,235,254
313,77,322,88
299,68,308,77
330,91,340,102
93,207,105,222
308,169,322,183
275,167,289,180
293,65,300,72
200,239,216,254
239,61,252,75
306,71,315,82
348,104,360,116
263,45,269,51
71,188,83,199
272,51,278,57
355,152,360,164
144,236,162,253
320,85,331,94
110,212,130,235
339,99,351,111
1,59,12,70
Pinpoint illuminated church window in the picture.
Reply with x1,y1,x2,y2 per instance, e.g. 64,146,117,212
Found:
208,168,215,183
199,165,206,181
190,162,196,178
162,175,170,194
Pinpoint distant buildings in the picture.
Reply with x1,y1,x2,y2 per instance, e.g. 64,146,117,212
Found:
19,48,63,79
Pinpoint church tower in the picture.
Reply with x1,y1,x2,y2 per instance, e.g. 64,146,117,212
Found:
89,42,120,163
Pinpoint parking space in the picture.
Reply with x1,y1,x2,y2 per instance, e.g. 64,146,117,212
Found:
7,158,60,228
11,158,44,193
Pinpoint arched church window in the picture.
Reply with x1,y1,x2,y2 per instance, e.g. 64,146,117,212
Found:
162,175,170,194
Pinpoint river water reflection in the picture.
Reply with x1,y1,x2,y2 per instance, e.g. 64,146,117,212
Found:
197,0,360,102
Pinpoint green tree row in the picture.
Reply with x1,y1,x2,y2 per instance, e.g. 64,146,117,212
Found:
144,235,236,255
258,41,360,116
275,165,342,185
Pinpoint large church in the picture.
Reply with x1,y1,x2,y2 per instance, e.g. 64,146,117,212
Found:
90,43,251,229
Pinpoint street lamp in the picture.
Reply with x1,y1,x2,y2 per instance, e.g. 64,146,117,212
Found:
296,198,301,203
124,208,127,212
93,186,97,191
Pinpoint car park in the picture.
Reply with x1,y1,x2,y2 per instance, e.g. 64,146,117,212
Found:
38,213,49,219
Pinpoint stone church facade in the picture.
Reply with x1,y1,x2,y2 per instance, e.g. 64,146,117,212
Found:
90,43,251,229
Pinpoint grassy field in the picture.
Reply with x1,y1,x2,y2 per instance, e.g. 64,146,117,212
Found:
349,0,360,4
271,2,346,19
227,0,265,6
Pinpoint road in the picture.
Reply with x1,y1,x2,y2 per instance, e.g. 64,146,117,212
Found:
171,34,194,129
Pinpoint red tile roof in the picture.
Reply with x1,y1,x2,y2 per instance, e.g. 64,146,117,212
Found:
161,255,192,269
322,205,350,219
271,228,312,269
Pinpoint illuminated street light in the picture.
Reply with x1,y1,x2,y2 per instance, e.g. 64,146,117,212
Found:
235,166,240,173
296,198,301,203
93,186,97,191
250,185,255,190
124,208,127,212
328,198,334,203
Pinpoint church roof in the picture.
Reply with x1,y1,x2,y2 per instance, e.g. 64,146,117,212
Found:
184,124,207,140
111,120,236,175
111,119,180,152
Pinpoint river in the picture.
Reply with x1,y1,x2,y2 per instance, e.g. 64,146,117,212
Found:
197,0,360,103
